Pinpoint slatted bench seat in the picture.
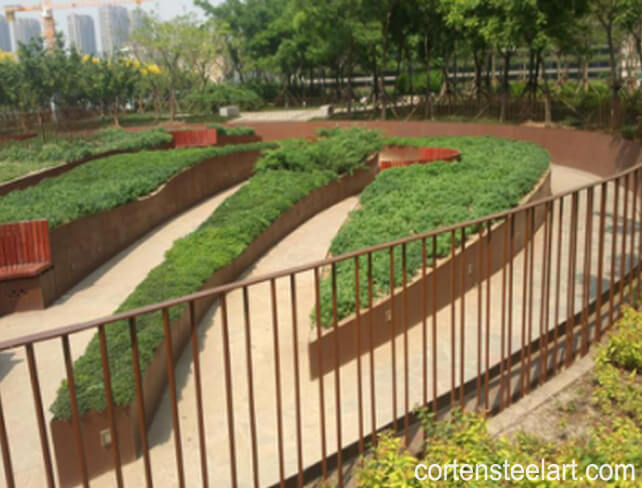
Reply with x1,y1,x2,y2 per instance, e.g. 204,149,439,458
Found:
0,220,54,315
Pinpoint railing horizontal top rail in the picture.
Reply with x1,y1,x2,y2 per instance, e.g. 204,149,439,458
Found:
0,159,636,353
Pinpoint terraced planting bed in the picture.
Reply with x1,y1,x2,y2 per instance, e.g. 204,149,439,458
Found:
0,142,273,315
0,128,173,190
48,127,385,485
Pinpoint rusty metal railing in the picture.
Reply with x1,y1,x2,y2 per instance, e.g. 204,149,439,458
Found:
0,163,640,488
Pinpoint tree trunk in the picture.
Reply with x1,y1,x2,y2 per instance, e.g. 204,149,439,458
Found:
500,51,511,122
169,86,177,121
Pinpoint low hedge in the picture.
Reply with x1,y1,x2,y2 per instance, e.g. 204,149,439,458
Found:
207,123,256,136
0,128,173,184
317,136,550,326
0,142,273,228
50,127,384,419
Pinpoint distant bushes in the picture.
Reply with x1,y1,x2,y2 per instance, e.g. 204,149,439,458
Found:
0,128,173,184
0,142,272,228
185,83,263,113
207,123,256,136
50,127,383,420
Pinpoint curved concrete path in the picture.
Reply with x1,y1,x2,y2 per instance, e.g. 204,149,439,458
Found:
0,183,245,487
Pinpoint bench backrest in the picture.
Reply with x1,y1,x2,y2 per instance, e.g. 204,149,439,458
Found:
0,220,51,268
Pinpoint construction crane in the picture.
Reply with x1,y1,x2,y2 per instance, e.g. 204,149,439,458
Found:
5,0,152,50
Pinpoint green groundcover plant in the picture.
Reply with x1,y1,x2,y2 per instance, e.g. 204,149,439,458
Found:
316,136,550,327
50,127,384,419
357,308,642,487
0,128,173,184
206,122,256,136
0,142,272,228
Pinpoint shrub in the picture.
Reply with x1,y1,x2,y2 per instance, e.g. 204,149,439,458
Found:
50,128,383,419
206,123,256,136
184,83,262,113
0,128,173,184
316,136,550,326
0,142,273,228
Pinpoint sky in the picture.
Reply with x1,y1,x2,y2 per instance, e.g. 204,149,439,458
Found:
0,0,223,52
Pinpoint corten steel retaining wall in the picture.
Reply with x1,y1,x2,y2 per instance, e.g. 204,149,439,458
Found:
0,143,174,197
309,168,552,378
49,156,380,488
44,150,263,310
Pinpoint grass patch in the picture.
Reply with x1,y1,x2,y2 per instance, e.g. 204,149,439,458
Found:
317,136,550,326
50,127,384,419
356,308,642,487
0,128,173,184
0,142,273,228
207,123,256,136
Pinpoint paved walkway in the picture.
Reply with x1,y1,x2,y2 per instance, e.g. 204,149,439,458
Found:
0,163,634,488
234,107,330,123
0,183,245,487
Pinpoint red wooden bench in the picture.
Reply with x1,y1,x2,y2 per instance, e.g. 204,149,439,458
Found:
0,220,52,282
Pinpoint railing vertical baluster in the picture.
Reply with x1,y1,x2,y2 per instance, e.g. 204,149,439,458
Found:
431,235,438,414
128,318,153,487
499,218,509,410
220,294,238,488
543,202,554,380
565,192,579,367
162,308,185,488
629,172,638,304
526,209,536,392
269,279,285,488
97,324,123,488
507,215,515,405
620,174,630,308
289,275,304,487
353,259,365,455
242,287,260,488
25,344,55,488
330,264,343,487
484,222,492,415
596,184,607,342
609,179,620,330
401,244,410,444
61,335,89,488
476,226,483,410
0,390,15,488
520,208,531,397
636,170,642,305
389,247,398,428
187,301,209,488
581,189,594,356
421,238,428,409
313,268,328,479
367,253,377,441
552,198,564,374
459,228,466,408
538,202,552,384
450,231,456,408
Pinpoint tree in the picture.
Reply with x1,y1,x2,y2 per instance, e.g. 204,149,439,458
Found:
130,14,220,120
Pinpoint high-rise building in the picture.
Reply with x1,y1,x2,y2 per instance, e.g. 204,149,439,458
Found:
0,16,11,53
67,14,97,55
13,18,41,48
98,5,130,55
128,8,146,35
